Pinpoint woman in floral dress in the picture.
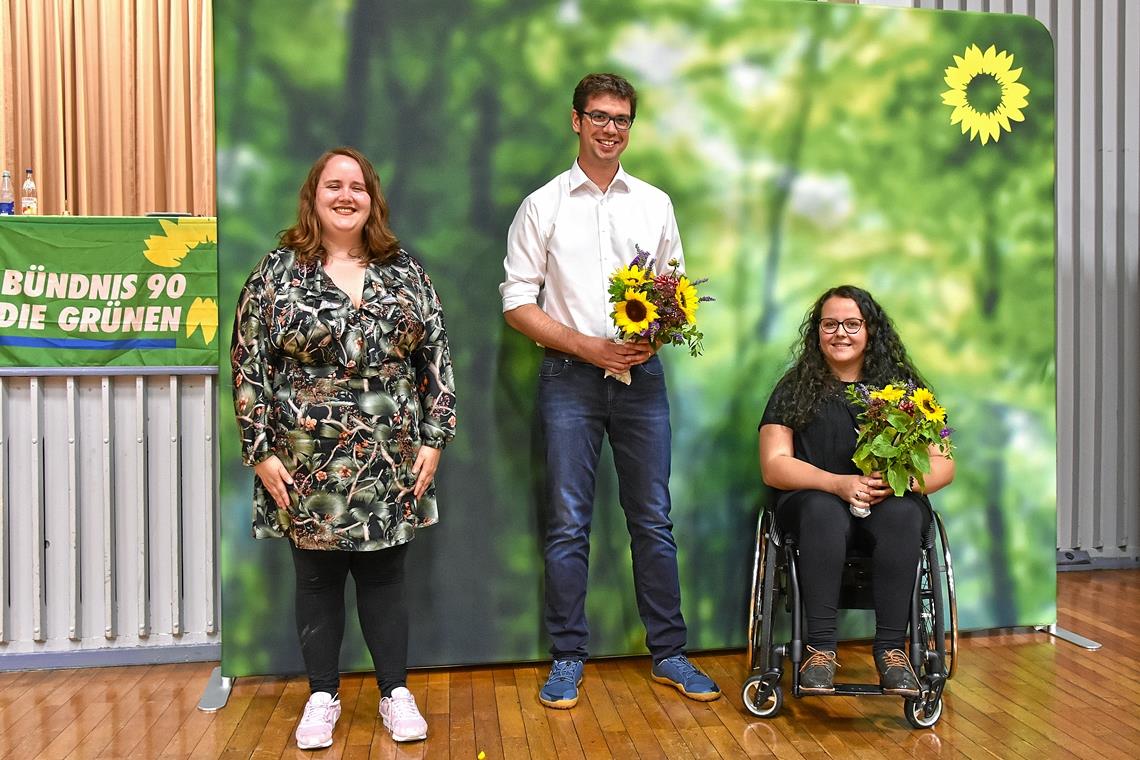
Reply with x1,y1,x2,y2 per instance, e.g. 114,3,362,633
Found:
231,147,456,749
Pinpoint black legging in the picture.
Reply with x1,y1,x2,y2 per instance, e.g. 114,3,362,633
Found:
775,490,930,653
290,542,410,697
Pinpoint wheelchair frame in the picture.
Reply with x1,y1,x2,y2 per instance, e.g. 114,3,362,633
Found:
741,506,958,728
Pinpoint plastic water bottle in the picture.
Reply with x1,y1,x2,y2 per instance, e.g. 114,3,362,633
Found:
0,171,14,215
20,168,38,215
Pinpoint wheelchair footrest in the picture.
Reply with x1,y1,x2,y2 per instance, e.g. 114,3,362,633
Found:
806,683,891,697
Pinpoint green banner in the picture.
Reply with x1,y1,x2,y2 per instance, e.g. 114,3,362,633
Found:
0,216,218,368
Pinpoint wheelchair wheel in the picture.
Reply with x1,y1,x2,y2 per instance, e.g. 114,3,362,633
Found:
747,510,779,674
742,675,783,718
904,696,943,728
917,510,958,683
746,511,771,672
743,511,785,718
917,548,943,677
934,511,959,678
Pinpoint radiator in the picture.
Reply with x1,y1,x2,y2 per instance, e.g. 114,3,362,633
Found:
0,370,219,662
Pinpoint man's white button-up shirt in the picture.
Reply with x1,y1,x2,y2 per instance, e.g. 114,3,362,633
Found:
500,160,685,339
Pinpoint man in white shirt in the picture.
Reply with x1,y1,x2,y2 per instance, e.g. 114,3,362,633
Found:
500,73,720,709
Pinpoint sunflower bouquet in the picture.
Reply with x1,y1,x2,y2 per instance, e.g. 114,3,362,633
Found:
846,381,955,505
607,245,712,373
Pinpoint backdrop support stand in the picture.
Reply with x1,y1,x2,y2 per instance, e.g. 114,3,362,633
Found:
1044,551,1102,649
1035,623,1101,650
198,667,234,711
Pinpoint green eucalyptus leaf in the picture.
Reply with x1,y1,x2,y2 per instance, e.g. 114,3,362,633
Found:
871,436,899,458
886,465,908,496
910,446,931,474
887,409,911,431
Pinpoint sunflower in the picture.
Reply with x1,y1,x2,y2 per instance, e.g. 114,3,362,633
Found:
613,264,649,288
613,289,658,334
675,276,699,323
870,384,906,403
910,387,946,423
941,43,1030,145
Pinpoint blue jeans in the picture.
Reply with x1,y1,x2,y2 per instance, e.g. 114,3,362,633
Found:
537,354,687,661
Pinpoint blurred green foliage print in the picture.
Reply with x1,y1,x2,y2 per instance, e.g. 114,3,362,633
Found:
215,0,1055,676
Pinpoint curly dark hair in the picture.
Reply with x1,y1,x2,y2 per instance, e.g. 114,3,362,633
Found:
278,146,401,266
774,285,929,428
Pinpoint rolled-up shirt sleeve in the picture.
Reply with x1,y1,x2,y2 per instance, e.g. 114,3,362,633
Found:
500,198,546,312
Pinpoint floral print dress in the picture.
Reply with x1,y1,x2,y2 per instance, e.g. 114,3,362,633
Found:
231,248,457,551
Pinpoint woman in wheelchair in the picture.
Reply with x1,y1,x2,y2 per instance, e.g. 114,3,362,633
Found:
757,285,954,697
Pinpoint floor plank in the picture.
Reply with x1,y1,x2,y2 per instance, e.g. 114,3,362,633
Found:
2,569,1138,759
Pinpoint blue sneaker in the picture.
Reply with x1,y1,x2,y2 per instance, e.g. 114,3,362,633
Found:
652,654,721,702
539,659,584,709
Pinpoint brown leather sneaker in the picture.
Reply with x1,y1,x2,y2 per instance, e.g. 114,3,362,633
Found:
875,648,921,697
799,645,839,694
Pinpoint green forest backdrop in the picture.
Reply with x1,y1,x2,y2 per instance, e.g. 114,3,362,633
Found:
215,0,1056,675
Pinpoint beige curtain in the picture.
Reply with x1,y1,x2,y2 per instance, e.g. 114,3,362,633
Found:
0,0,214,216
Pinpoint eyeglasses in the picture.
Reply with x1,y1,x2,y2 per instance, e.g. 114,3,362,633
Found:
819,318,865,335
577,109,634,131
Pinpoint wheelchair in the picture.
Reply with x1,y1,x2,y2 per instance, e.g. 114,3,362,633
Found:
740,503,958,729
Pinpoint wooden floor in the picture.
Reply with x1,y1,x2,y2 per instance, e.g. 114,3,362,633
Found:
1,569,1137,759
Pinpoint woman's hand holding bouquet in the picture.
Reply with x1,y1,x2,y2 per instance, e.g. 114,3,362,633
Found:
846,382,954,517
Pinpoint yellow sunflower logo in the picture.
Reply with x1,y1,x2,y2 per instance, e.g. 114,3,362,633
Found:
675,276,699,324
143,218,216,268
614,264,649,288
910,387,946,423
613,289,658,334
941,44,1030,145
185,296,219,345
871,384,906,403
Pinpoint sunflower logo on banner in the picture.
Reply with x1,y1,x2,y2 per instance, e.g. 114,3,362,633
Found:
941,43,1030,145
144,217,219,345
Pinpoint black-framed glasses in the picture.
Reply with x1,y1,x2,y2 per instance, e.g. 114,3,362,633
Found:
577,109,634,131
819,318,865,335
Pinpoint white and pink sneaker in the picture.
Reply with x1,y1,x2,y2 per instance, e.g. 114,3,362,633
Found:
379,686,428,742
295,691,341,750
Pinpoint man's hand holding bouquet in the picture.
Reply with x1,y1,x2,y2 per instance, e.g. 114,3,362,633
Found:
605,245,712,384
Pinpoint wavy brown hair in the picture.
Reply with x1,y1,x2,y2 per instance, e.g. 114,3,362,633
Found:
278,146,400,265
774,285,929,428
